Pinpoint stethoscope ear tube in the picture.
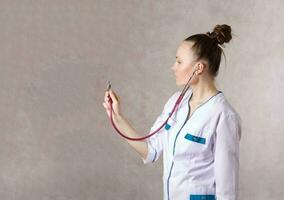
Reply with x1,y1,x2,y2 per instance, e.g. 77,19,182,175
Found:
107,70,196,141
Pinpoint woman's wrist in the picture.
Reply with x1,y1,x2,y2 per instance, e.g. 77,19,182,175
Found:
113,113,125,124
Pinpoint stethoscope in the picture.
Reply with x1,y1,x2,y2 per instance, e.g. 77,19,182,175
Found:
107,68,198,141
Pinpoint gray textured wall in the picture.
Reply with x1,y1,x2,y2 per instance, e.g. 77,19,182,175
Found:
0,0,283,199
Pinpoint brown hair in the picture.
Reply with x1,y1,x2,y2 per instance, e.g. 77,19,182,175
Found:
184,24,232,78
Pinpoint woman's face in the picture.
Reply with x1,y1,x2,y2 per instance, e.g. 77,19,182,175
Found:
171,41,199,86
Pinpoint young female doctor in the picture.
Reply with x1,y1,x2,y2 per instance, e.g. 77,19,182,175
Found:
103,24,242,200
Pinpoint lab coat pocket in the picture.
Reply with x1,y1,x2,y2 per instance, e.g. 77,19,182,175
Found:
189,194,216,200
184,133,206,144
183,128,213,156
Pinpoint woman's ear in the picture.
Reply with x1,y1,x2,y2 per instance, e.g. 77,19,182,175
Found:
193,63,201,75
195,62,206,75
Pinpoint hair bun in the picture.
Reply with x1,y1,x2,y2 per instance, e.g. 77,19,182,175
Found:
206,24,232,45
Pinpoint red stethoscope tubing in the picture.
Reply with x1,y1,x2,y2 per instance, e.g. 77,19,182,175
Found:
107,71,196,141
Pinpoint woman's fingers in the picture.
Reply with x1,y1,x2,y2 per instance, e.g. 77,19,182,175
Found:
103,89,121,117
108,89,119,104
104,89,120,104
104,91,110,103
102,102,111,117
102,102,108,110
111,90,120,101
103,91,113,112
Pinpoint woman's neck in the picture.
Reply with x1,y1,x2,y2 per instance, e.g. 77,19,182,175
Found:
190,80,219,104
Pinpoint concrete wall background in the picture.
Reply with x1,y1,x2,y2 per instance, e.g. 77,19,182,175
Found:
0,0,283,199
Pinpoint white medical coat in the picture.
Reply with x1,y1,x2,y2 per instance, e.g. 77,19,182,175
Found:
142,88,242,200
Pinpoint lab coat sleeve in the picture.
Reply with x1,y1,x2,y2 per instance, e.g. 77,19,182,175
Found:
142,92,179,164
214,113,242,200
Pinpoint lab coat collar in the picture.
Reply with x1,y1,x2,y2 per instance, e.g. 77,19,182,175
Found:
179,87,223,107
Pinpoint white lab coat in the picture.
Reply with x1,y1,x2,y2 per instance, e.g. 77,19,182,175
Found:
142,88,242,200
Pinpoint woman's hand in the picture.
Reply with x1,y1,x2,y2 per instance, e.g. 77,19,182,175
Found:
103,89,123,122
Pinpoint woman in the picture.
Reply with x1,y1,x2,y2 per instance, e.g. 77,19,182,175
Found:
103,24,242,200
